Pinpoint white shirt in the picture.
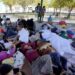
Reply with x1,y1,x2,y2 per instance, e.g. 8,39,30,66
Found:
13,51,25,69
4,42,13,49
42,29,75,55
18,28,29,43
0,40,4,43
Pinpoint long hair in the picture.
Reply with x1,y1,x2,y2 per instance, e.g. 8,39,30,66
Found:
18,19,27,28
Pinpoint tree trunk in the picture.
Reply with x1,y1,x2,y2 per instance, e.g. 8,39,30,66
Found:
53,8,56,15
59,8,61,15
9,5,12,13
58,8,62,18
23,7,25,12
22,6,26,12
67,8,73,19
24,7,26,12
55,8,59,17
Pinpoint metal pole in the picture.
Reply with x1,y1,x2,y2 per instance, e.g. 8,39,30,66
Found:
40,0,43,22
41,0,43,7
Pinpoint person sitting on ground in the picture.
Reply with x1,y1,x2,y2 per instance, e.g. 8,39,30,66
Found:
16,19,29,44
5,18,17,38
32,54,53,75
27,19,35,36
41,24,50,30
11,19,29,46
38,42,67,75
30,40,54,75
48,15,53,25
13,47,25,69
0,64,14,75
19,42,39,63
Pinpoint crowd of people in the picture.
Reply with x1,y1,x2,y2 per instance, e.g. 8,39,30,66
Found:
0,14,75,75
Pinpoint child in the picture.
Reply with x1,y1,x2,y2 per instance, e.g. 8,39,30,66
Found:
13,49,25,69
0,64,14,75
48,15,53,25
16,19,29,43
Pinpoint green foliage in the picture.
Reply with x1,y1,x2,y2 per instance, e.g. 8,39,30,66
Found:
2,0,16,11
34,0,40,5
50,0,75,18
16,0,34,10
50,0,65,8
16,0,27,7
50,0,75,9
17,0,34,6
3,0,15,6
43,0,50,8
65,0,75,18
65,0,75,8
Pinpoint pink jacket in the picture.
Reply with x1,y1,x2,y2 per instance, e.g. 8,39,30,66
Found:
0,47,15,61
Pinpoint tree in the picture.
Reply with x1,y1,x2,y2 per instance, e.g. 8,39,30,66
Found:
50,0,59,8
43,0,50,8
65,0,75,18
57,0,65,14
50,0,59,15
50,0,65,15
16,0,34,11
17,0,27,11
50,0,75,18
33,0,41,5
2,0,16,12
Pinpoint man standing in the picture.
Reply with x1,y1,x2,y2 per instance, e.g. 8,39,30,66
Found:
41,6,46,22
35,3,42,22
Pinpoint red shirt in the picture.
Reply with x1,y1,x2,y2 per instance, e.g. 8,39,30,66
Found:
0,28,4,33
